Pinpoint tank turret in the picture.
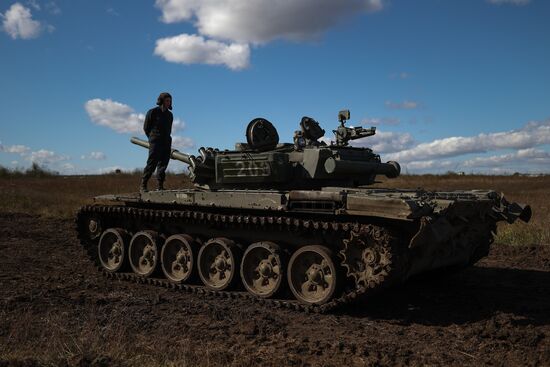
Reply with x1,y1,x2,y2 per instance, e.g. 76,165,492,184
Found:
131,110,400,189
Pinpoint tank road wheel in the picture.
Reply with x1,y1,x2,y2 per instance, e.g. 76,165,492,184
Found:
161,234,197,283
198,238,241,291
240,242,285,298
129,231,160,277
287,245,338,305
98,228,129,272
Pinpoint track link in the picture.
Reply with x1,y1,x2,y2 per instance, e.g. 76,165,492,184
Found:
75,204,397,313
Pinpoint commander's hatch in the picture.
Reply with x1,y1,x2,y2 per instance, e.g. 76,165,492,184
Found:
244,118,280,151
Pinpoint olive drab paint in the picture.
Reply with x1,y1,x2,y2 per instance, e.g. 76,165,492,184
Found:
78,110,532,310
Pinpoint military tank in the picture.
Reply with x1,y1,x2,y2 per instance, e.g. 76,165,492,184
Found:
76,110,531,312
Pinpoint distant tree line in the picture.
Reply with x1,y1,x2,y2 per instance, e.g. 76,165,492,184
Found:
0,163,58,178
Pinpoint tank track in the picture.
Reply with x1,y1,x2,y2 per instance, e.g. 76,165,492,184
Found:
75,204,403,313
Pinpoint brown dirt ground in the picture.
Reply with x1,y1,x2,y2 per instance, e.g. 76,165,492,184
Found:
0,212,549,367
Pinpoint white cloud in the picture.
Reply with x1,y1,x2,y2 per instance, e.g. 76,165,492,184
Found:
172,135,194,150
154,34,250,70
154,0,383,69
361,117,400,126
155,0,384,44
85,99,145,134
45,1,60,15
28,149,69,165
385,119,550,163
1,141,67,165
81,151,107,160
1,3,42,39
0,143,31,154
385,100,420,110
84,98,185,134
61,162,75,171
1,140,75,172
462,148,550,168
401,148,550,174
27,0,40,11
487,0,530,5
402,160,455,172
352,131,415,153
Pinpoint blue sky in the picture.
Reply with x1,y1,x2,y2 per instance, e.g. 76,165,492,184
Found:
1,0,549,174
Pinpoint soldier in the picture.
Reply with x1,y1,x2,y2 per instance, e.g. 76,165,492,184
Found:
140,92,173,191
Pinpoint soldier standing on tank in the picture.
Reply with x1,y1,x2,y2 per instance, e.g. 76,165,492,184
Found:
140,92,173,192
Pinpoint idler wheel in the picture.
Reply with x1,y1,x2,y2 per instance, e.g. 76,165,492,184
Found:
161,234,197,283
240,242,285,298
287,245,338,305
88,217,103,240
98,228,129,272
198,238,241,291
129,231,160,277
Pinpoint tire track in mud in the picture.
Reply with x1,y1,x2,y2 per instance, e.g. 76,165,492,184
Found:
1,212,549,366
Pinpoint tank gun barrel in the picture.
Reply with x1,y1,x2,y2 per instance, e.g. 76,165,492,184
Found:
130,137,195,167
324,157,401,178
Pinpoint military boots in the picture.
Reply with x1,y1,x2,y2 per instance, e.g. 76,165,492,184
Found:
140,178,148,192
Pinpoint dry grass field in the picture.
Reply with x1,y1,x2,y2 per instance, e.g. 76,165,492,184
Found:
372,174,549,246
0,172,549,366
0,172,547,246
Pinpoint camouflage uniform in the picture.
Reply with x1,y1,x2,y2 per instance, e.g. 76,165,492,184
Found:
141,105,173,190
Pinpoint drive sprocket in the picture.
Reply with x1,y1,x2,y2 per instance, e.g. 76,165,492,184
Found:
340,225,404,290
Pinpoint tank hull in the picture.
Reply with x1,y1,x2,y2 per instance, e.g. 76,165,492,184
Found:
76,187,530,312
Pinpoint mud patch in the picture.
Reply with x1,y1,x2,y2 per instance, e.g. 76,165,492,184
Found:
0,212,548,366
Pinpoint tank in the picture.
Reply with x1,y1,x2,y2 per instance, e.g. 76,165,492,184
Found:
76,110,532,313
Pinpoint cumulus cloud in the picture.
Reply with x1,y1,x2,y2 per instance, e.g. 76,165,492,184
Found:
28,149,69,165
462,148,550,168
385,119,550,163
81,151,107,160
402,160,455,172
385,100,420,110
172,135,194,150
85,99,194,151
85,99,146,134
352,131,415,153
402,148,550,174
1,139,74,171
154,34,250,70
1,2,42,39
153,0,383,69
155,0,383,44
0,143,31,154
487,0,530,5
84,98,185,134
